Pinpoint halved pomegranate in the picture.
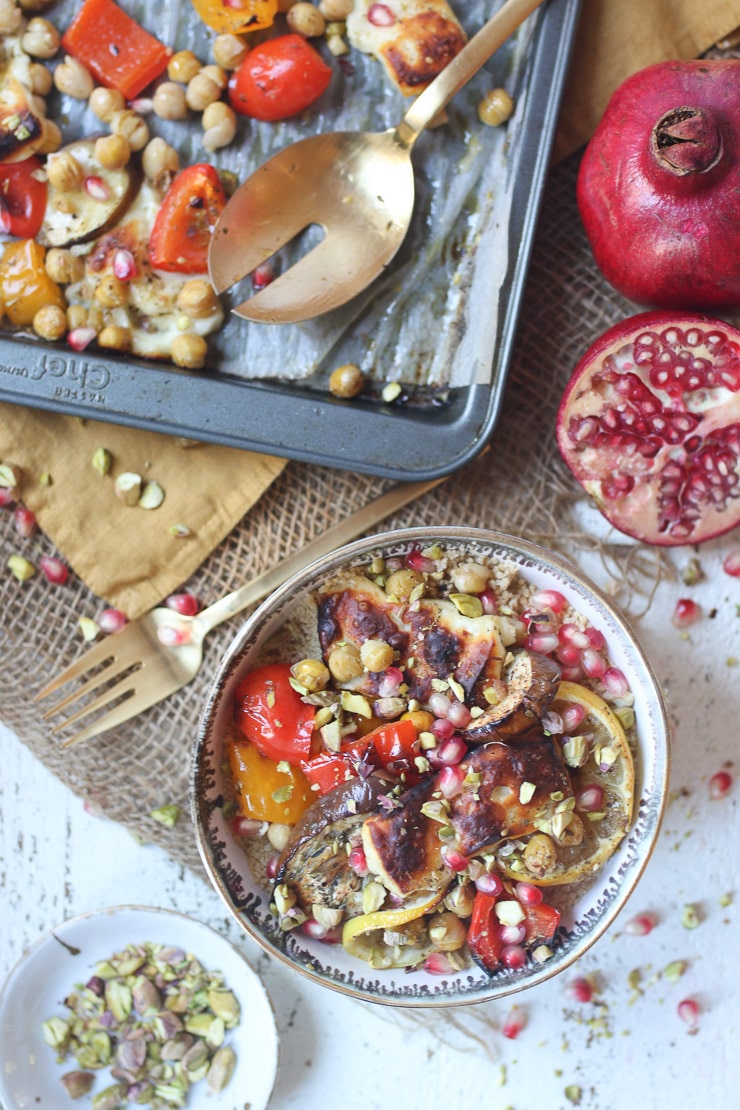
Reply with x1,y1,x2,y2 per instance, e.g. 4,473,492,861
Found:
556,311,740,545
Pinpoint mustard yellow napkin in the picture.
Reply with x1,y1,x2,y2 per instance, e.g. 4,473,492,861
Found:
555,0,739,158
0,404,285,618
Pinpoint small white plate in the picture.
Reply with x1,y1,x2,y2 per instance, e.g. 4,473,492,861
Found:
0,904,279,1110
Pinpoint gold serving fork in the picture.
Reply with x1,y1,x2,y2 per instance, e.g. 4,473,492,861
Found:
35,476,445,746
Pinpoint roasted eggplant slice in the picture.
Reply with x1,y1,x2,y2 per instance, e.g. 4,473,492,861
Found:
275,772,392,915
465,650,561,743
38,139,140,248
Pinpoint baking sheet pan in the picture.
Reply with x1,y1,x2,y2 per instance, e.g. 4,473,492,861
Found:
0,0,582,479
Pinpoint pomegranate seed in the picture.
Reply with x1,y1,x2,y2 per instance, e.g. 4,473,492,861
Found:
602,667,629,696
580,648,607,679
515,882,543,906
85,175,110,201
480,588,498,614
531,588,567,614
252,260,275,289
502,1006,526,1038
129,97,152,114
265,852,280,879
98,608,127,633
438,764,465,799
559,623,590,650
302,918,328,940
39,555,69,584
708,770,733,799
584,626,606,650
428,691,451,718
230,816,265,837
348,846,368,875
441,846,469,872
561,703,587,730
498,924,526,945
560,665,582,682
577,783,606,811
501,944,527,969
435,735,467,766
432,717,455,741
378,666,403,696
677,998,700,1029
112,248,137,281
447,700,471,728
406,545,435,573
624,911,658,936
423,952,455,975
566,976,594,1003
68,326,97,351
475,871,503,897
13,505,36,537
525,631,559,654
556,643,581,667
165,592,199,616
672,597,701,628
723,546,740,577
368,2,395,25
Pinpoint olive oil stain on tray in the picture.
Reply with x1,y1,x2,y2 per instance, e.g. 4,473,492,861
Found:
0,0,582,478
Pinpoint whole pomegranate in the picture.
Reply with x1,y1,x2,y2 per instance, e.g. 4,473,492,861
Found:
577,60,740,311
556,311,740,546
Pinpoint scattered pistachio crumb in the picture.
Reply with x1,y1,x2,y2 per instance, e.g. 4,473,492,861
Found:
78,616,99,642
149,804,181,827
382,381,402,403
39,471,52,487
663,959,688,983
92,447,113,476
168,523,192,538
139,480,165,510
681,903,701,929
719,892,733,908
7,554,36,581
565,1085,582,1105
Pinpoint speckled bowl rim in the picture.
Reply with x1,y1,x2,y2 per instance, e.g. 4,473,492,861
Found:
191,527,671,1009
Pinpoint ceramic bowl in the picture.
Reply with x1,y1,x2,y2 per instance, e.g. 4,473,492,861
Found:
191,528,670,1008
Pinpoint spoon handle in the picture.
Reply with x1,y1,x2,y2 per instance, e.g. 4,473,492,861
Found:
398,0,546,144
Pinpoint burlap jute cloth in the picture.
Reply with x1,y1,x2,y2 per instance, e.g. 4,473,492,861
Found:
1,10,739,874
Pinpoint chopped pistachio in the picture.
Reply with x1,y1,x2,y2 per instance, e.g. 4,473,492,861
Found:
114,471,142,505
139,480,165,510
78,616,99,642
719,892,733,908
681,556,704,585
105,979,132,1022
382,381,402,403
92,448,113,476
363,880,387,914
207,1045,236,1093
39,471,53,487
7,554,36,581
663,959,688,983
150,804,181,828
682,903,701,929
271,785,293,803
92,1084,128,1110
168,523,192,538
60,1070,95,1098
565,1085,582,1105
449,593,483,618
43,1016,70,1048
340,689,372,717
519,781,536,804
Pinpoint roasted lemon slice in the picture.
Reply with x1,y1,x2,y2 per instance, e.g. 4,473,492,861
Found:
495,682,635,886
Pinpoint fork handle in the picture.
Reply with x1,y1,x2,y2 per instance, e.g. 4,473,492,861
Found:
193,476,446,635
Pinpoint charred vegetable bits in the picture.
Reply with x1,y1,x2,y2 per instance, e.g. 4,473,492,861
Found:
225,542,637,975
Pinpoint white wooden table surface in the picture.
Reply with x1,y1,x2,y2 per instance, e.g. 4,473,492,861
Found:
2,519,739,1110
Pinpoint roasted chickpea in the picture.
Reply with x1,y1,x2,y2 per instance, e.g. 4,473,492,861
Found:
329,362,364,399
45,247,84,285
94,274,129,308
360,638,394,673
89,86,126,123
21,17,60,59
32,303,67,341
327,643,363,684
94,133,131,170
522,832,558,876
141,137,180,189
428,911,468,952
292,657,330,693
326,30,349,57
37,118,62,154
98,324,132,351
176,279,220,319
171,333,208,369
286,2,325,37
201,100,236,152
385,567,424,602
66,304,88,331
153,81,188,121
53,55,94,99
109,109,149,152
46,151,83,193
185,72,221,112
401,709,435,735
212,33,248,70
201,64,228,89
478,88,515,128
28,62,52,96
167,49,202,84
451,560,491,594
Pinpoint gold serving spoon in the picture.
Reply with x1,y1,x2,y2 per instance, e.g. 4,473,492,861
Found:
208,0,546,324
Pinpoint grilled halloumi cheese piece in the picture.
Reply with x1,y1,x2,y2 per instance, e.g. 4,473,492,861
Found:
0,36,44,164
362,730,574,898
346,0,466,97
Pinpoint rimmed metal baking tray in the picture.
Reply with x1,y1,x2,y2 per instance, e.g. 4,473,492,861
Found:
0,0,581,480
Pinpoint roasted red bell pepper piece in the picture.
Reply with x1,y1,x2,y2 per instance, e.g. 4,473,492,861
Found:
467,890,505,972
302,719,419,795
62,0,172,100
522,899,561,944
148,163,227,273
